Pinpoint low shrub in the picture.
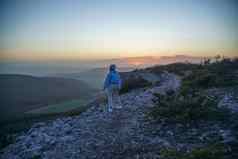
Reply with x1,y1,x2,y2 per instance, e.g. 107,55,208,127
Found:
160,144,226,159
148,92,229,124
120,76,152,94
180,58,238,94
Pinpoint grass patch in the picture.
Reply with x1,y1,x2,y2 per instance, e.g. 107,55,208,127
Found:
25,99,87,114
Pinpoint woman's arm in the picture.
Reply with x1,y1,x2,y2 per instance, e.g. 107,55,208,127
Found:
103,73,110,90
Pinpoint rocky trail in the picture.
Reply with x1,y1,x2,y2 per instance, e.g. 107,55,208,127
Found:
1,73,180,159
1,73,237,159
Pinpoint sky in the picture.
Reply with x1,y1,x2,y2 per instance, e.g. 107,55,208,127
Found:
0,0,238,61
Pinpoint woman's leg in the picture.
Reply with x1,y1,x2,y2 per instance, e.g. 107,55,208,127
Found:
107,86,113,112
114,85,122,109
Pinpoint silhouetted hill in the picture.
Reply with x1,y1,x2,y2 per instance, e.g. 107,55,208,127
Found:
0,74,96,122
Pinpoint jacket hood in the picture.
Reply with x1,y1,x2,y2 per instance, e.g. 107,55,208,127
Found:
109,64,116,72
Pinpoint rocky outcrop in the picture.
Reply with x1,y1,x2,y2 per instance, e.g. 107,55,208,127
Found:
206,88,238,113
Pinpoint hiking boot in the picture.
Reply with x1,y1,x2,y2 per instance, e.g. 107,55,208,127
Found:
108,108,113,112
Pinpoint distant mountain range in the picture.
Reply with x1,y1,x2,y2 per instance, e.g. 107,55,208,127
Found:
96,55,204,68
158,55,204,65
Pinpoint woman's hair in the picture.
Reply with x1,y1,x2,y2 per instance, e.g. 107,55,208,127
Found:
109,64,116,71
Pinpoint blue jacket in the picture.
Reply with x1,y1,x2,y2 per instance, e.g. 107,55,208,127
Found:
103,70,122,90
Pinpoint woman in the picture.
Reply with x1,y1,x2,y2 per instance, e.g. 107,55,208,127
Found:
103,64,122,112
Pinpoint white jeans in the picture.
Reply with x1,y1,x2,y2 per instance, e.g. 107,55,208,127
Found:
106,84,122,111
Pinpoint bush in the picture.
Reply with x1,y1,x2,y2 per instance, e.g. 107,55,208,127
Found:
180,58,238,93
148,58,238,93
148,92,228,124
120,76,152,94
160,144,226,159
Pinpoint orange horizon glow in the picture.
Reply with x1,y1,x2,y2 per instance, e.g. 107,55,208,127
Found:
1,49,237,63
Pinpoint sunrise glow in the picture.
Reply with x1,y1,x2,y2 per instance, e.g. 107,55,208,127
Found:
1,0,238,61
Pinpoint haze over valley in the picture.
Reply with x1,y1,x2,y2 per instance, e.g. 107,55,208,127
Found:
0,55,207,123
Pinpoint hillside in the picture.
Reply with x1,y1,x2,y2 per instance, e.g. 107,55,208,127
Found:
0,72,179,158
1,59,238,158
0,74,96,122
